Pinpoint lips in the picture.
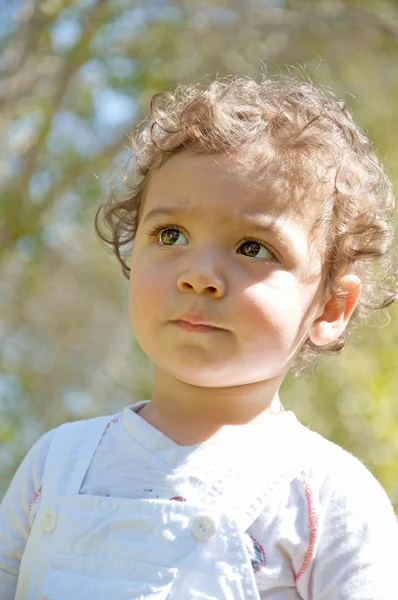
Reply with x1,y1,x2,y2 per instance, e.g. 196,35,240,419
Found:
173,313,227,334
174,320,222,333
175,313,224,329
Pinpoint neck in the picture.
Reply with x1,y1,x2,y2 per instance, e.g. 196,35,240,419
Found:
137,368,285,446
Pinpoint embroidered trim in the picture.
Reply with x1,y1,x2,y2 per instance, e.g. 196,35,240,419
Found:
29,483,43,510
295,471,318,581
105,418,119,429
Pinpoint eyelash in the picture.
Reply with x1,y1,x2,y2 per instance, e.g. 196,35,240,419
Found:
145,223,280,264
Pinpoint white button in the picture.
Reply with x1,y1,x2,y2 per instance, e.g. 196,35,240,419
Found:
191,514,217,541
42,507,57,533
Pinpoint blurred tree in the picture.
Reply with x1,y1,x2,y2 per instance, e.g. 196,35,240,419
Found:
0,0,397,511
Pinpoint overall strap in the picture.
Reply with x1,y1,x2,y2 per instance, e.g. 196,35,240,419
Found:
40,413,119,506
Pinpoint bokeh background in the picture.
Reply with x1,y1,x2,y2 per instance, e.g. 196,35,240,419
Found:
1,0,397,512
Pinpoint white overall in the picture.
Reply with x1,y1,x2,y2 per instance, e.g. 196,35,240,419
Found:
14,411,305,600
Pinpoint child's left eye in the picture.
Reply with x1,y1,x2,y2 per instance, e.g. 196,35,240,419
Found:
146,225,277,262
238,240,274,260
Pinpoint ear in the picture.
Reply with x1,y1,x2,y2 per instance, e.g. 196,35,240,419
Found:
309,274,362,347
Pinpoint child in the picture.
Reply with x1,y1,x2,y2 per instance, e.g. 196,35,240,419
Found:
1,74,397,599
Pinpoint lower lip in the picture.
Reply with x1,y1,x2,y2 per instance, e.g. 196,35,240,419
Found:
174,320,222,333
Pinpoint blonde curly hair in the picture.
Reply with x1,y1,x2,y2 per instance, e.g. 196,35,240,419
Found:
95,74,397,372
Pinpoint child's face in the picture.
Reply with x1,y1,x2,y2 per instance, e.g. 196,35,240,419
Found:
129,151,328,387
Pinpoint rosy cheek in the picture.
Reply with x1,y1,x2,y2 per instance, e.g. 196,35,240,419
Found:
238,278,298,332
131,261,163,297
238,284,279,320
131,266,169,328
140,273,163,299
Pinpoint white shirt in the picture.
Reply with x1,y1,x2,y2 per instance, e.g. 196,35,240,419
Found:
0,400,397,599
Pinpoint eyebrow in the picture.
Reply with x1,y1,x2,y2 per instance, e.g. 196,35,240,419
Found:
142,205,294,246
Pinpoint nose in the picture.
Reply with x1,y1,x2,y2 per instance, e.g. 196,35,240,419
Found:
177,259,226,298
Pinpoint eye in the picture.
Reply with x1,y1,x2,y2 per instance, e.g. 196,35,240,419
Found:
147,224,188,246
146,225,279,263
238,239,275,260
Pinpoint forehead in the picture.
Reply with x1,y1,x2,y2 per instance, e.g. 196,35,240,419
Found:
143,150,324,228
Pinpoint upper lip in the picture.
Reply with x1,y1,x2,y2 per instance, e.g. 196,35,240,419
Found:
175,313,225,329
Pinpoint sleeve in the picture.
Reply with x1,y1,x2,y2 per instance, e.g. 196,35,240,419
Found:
0,430,53,599
309,454,398,600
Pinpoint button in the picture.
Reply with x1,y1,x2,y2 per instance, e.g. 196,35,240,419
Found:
191,514,217,541
42,506,58,533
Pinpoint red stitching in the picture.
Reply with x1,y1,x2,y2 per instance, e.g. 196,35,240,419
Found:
29,483,43,510
169,496,186,502
295,471,318,581
106,418,119,429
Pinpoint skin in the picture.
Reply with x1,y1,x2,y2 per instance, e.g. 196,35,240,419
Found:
129,151,361,445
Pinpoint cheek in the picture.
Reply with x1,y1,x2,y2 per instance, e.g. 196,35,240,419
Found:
129,263,156,317
132,270,163,300
128,256,172,332
239,278,292,318
237,277,308,342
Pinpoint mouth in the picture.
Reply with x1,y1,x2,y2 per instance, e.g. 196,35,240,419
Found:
173,320,223,333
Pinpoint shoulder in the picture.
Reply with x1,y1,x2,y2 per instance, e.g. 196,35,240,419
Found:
33,411,121,467
293,423,397,536
292,427,398,596
2,411,122,516
39,410,123,470
53,411,122,434
297,423,391,497
270,422,398,595
0,428,55,533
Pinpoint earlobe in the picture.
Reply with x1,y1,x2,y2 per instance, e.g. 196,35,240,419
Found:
309,274,362,347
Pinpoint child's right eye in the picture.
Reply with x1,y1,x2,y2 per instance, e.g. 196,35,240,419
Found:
147,224,188,245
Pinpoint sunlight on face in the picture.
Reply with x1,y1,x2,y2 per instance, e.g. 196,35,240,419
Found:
129,151,327,388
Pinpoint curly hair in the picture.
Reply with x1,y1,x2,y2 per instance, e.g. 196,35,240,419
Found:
95,74,397,373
